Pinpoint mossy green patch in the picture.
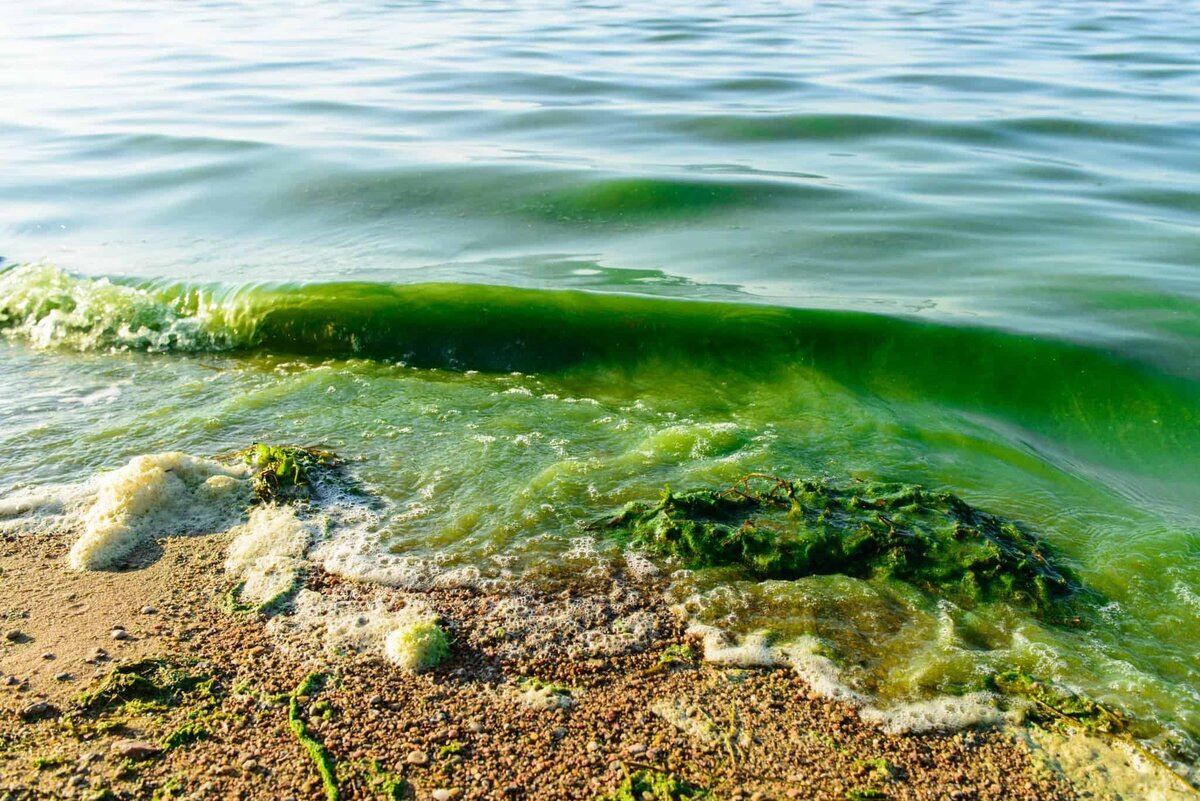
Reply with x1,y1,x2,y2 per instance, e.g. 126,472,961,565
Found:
846,789,890,801
345,759,407,801
852,757,898,782
31,755,69,770
150,776,184,800
517,676,572,697
601,769,708,800
660,644,697,666
384,619,450,672
160,721,211,750
592,474,1094,622
289,673,340,801
75,658,216,715
437,740,464,760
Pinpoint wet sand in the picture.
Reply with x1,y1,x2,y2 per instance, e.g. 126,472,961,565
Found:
1,526,1080,800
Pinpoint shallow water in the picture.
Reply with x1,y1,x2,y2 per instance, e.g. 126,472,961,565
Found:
2,0,1199,766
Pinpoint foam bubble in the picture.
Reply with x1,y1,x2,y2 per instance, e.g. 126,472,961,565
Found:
779,636,866,703
691,625,784,668
516,685,575,711
225,505,313,606
860,693,1007,734
277,590,444,671
0,489,67,519
68,452,249,570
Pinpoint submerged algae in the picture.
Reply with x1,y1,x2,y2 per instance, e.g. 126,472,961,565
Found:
593,474,1092,622
993,670,1127,736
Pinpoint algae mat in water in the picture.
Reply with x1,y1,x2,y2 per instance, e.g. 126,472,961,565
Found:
592,474,1094,624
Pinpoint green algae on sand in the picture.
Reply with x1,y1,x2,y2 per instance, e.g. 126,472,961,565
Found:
592,474,1094,623
601,768,708,801
75,658,217,715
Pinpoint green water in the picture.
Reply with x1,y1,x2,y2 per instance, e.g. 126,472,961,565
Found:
2,0,1199,769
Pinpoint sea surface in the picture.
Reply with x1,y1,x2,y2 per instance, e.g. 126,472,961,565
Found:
2,0,1199,769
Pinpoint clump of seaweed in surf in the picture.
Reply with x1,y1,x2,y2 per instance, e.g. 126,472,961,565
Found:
589,473,1097,624
229,443,344,504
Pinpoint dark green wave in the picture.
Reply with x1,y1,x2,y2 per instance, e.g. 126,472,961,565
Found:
2,266,1197,467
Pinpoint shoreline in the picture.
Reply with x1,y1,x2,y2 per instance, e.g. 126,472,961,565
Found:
0,527,1096,800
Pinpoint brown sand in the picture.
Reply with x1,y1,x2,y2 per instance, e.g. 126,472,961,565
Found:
0,526,1077,800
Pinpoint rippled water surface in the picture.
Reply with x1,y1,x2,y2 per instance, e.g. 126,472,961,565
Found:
2,0,1200,772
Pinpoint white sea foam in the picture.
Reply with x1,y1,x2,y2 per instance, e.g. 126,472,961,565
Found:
691,625,784,668
516,684,575,711
690,625,866,703
225,505,314,605
275,589,444,671
860,693,1008,734
67,452,249,570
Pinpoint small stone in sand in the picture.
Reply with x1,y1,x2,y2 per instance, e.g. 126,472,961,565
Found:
110,628,129,640
54,672,71,682
114,740,161,760
41,652,55,660
406,750,429,765
4,629,27,643
140,606,157,615
19,700,59,722
432,790,462,801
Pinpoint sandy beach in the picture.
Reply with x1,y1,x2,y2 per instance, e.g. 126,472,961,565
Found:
0,523,1091,801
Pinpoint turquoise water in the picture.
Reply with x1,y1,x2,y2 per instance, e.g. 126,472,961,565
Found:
2,0,1199,770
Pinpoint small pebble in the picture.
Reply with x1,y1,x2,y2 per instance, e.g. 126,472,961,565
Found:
68,775,88,789
140,606,157,615
242,758,259,772
54,672,71,682
110,628,129,641
114,739,161,760
19,700,59,722
405,750,429,766
4,629,25,643
41,652,55,660
431,789,462,801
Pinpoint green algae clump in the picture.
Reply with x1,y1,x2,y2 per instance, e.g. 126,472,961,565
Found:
592,474,1092,622
601,769,708,801
289,673,339,801
383,620,451,672
75,658,216,714
233,444,342,504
